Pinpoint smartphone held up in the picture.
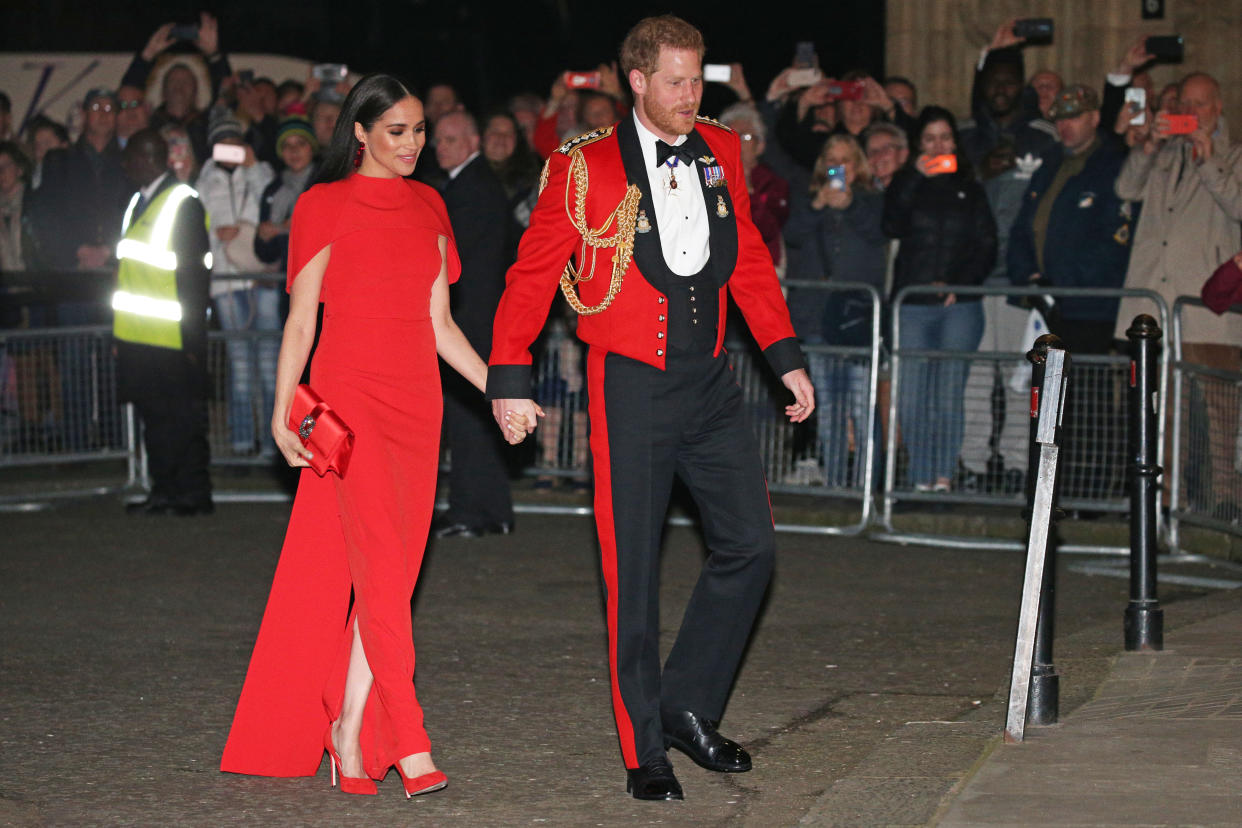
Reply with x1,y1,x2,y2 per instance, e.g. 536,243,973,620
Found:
920,154,957,176
212,143,247,165
565,71,601,90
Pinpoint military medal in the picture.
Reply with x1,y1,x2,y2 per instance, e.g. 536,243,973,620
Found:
664,157,680,193
716,195,729,218
702,163,726,189
636,209,652,233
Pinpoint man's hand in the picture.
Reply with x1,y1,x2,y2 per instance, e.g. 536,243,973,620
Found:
195,12,220,57
860,76,894,117
142,23,175,62
216,225,240,242
781,369,815,423
724,63,753,102
1190,126,1214,162
1117,37,1155,76
491,398,544,445
989,18,1024,52
597,61,623,99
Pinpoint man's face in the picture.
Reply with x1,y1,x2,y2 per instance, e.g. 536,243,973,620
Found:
425,85,458,124
1056,110,1099,154
1030,71,1063,117
631,46,703,140
84,95,117,139
839,98,873,134
254,81,278,116
1179,76,1222,136
984,65,1022,117
885,81,917,117
312,102,341,147
866,132,907,185
482,115,517,163
582,96,616,129
434,113,478,170
163,67,198,114
116,86,149,139
732,118,763,168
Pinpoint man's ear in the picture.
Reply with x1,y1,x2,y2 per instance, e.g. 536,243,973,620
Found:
629,69,647,97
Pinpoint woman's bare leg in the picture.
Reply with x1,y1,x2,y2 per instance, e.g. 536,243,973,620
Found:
332,619,372,778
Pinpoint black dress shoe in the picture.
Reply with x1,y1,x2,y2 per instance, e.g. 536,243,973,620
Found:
125,497,173,516
172,499,215,516
625,757,683,801
432,520,514,539
662,710,751,773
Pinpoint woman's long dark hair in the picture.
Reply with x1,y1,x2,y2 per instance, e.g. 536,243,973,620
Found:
912,105,973,178
314,73,416,185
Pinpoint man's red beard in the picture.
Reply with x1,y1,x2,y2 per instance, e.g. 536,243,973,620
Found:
643,94,698,137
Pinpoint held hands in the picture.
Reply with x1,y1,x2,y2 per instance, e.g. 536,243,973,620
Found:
1190,126,1214,162
490,398,545,445
142,23,176,61
782,369,815,423
1117,37,1156,76
812,180,851,210
989,18,1024,52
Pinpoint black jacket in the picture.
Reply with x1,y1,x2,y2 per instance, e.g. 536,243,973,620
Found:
882,167,997,302
442,155,512,352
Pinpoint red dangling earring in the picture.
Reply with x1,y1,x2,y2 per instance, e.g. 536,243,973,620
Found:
353,141,365,169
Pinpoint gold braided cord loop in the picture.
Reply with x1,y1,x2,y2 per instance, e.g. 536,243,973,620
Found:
556,148,641,316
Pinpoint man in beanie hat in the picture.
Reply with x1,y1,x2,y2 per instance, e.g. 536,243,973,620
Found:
1007,82,1135,499
197,109,276,457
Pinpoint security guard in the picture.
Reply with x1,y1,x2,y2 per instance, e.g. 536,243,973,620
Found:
487,16,814,801
114,128,214,515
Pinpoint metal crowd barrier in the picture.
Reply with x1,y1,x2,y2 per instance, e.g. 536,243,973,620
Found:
1168,297,1242,547
875,284,1169,554
0,324,141,499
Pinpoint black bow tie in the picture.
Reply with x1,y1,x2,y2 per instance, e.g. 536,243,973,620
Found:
655,139,694,168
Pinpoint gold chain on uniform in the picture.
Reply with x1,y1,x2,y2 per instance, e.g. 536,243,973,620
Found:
545,149,642,316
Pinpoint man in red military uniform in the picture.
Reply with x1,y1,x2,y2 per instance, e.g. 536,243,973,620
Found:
487,15,814,801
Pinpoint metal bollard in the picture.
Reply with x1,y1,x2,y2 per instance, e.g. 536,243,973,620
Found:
1125,314,1163,651
1025,334,1063,725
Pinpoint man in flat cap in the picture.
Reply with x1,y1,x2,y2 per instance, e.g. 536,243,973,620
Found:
1007,83,1135,496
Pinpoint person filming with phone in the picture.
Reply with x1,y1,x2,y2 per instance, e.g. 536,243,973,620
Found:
1114,71,1242,512
882,107,996,494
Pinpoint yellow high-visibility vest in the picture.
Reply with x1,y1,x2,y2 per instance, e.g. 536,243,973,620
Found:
112,183,210,349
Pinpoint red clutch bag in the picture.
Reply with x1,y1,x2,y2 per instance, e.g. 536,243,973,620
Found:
288,384,355,477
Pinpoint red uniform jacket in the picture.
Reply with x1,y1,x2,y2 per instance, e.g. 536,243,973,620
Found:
486,115,803,399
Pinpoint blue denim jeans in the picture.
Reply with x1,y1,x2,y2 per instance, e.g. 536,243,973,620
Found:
808,350,875,489
213,286,281,455
897,300,985,487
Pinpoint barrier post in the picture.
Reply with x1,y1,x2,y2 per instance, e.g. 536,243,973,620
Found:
1125,314,1163,651
1026,334,1063,726
1005,342,1069,743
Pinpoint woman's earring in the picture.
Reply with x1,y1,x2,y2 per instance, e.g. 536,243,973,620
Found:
353,141,365,169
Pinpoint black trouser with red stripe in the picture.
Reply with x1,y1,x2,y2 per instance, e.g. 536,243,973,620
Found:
587,345,775,769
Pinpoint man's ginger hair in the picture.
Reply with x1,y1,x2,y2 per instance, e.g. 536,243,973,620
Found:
619,15,705,79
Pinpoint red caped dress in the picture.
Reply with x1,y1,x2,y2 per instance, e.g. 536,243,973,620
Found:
220,172,460,779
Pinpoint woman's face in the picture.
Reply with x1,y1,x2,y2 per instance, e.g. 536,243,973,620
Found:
824,143,857,186
354,95,426,178
280,134,314,173
920,119,955,156
482,116,517,164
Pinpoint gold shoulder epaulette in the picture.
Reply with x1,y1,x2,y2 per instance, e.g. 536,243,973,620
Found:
555,125,615,155
695,115,734,133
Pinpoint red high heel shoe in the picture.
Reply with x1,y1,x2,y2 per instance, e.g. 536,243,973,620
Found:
394,762,447,798
323,726,377,795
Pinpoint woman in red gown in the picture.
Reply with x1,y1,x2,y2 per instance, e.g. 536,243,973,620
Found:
220,74,522,797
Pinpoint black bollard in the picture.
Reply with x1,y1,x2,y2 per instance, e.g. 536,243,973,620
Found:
1125,314,1164,651
1025,334,1063,726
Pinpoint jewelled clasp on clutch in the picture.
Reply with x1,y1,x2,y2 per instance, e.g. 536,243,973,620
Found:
298,414,317,440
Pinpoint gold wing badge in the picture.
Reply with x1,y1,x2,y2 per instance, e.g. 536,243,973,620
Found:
552,141,642,316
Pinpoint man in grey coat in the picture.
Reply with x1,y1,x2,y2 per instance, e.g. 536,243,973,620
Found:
1115,71,1242,512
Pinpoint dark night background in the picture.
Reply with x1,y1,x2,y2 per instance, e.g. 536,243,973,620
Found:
1,1,886,115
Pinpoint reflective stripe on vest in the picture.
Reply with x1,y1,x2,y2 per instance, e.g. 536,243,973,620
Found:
113,184,202,350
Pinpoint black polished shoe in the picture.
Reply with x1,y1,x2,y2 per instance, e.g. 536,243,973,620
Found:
625,757,683,801
432,519,514,539
662,710,752,773
172,499,215,516
125,496,174,516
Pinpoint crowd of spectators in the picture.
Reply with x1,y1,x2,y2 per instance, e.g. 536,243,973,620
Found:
2,15,1240,516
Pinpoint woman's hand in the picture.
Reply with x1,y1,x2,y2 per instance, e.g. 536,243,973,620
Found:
216,225,240,242
272,418,312,467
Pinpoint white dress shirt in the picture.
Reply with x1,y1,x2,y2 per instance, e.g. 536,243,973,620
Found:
633,112,710,276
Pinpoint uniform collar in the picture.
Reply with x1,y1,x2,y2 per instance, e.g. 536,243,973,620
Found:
633,111,689,172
